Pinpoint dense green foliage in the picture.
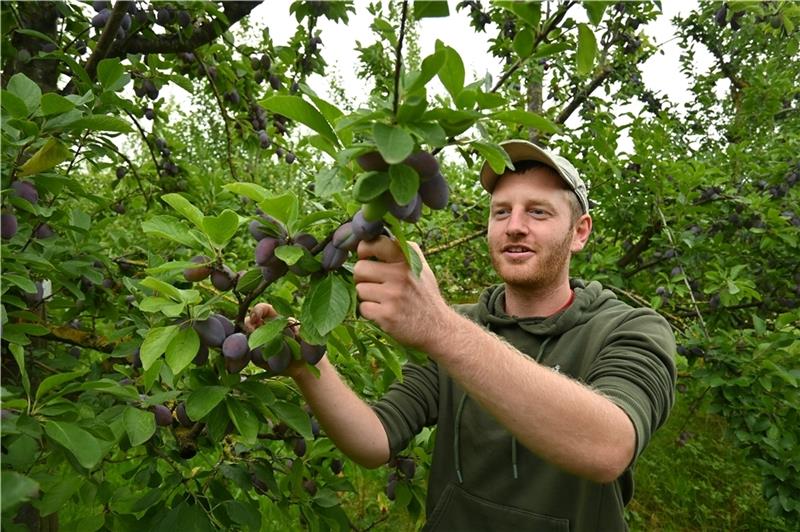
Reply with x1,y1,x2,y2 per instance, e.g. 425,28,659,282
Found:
1,1,798,530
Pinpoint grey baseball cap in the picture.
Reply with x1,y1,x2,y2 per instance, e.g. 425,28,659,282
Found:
479,140,589,214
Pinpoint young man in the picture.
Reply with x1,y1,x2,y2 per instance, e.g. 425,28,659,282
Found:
248,140,676,531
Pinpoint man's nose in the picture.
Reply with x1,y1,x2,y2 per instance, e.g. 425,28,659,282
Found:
505,208,529,236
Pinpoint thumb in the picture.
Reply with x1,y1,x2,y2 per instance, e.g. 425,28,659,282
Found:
356,235,406,263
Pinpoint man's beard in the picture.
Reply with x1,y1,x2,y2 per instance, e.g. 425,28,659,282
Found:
490,227,574,291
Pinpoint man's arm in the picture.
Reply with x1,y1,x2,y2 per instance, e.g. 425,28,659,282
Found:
353,237,637,484
245,304,390,469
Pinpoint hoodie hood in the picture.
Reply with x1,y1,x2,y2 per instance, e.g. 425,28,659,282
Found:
470,279,617,337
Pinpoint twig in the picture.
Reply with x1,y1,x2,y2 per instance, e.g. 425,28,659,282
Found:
490,1,577,94
392,1,409,117
426,229,485,256
123,108,163,181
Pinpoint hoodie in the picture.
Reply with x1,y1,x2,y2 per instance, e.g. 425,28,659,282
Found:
372,280,676,531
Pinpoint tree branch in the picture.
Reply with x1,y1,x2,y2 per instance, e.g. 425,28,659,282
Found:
392,1,409,117
426,229,485,256
195,53,239,182
108,1,262,58
490,1,577,94
84,1,132,81
616,220,662,269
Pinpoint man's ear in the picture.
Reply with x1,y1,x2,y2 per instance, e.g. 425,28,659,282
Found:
571,214,592,253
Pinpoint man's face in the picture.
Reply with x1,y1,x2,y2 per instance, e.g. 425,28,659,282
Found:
487,167,587,290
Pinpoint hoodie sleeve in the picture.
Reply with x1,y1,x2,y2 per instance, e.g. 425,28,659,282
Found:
584,308,677,462
371,359,440,457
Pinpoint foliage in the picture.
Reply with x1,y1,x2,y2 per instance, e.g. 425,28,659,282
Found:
1,1,798,530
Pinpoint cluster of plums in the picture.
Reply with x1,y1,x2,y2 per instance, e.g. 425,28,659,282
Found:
385,455,417,500
2,179,55,240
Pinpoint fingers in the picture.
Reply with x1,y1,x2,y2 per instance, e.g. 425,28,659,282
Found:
357,235,406,263
244,302,278,333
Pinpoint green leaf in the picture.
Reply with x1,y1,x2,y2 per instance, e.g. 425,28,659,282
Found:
3,273,37,293
314,167,347,197
472,140,515,175
36,475,83,517
500,1,541,27
1,471,39,512
270,400,313,440
65,115,133,133
165,326,200,375
406,49,446,93
373,123,414,164
437,43,465,99
389,164,420,205
140,277,183,302
35,369,87,404
18,137,71,177
583,1,607,25
492,109,559,134
258,193,298,226
249,317,289,350
576,24,598,76
275,245,304,266
186,386,229,421
140,325,180,370
142,215,196,247
407,121,448,147
305,275,350,336
203,209,240,248
123,406,157,447
414,0,449,19
513,27,535,58
9,343,31,402
226,398,258,444
223,182,270,203
1,90,28,118
40,93,75,116
260,95,339,147
162,193,204,229
44,421,102,469
97,58,126,91
223,500,262,531
353,171,390,202
7,73,42,114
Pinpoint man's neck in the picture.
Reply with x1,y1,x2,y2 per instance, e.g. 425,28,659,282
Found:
503,278,574,318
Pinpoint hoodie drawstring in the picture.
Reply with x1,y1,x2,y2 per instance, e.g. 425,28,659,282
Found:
455,336,554,483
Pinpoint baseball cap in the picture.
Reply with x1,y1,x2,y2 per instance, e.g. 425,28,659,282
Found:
479,140,589,214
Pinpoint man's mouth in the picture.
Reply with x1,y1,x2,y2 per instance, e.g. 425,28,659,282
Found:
501,245,535,258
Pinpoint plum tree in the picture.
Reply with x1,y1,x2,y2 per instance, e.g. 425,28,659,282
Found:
222,332,249,360
1,213,17,239
255,236,281,266
403,151,439,180
419,173,449,209
152,404,173,426
332,222,359,252
321,242,348,272
10,180,38,204
300,340,325,365
356,151,389,172
352,210,384,241
211,265,236,291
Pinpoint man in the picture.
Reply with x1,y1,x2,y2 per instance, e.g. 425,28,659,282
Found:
247,140,676,531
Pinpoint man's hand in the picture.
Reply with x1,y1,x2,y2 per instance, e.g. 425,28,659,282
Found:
244,302,308,378
353,235,452,351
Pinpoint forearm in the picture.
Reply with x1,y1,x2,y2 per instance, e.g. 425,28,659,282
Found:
291,356,390,469
428,310,635,483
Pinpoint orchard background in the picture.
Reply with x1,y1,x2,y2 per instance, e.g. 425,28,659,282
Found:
1,1,798,530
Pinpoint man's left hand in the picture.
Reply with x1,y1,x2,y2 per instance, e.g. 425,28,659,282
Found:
353,235,451,351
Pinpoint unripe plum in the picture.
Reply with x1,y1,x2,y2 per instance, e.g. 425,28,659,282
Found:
330,458,343,475
356,151,389,172
292,437,307,457
403,151,439,180
255,236,280,266
24,281,44,305
352,210,384,241
321,242,348,272
183,255,212,282
222,333,249,360
397,457,416,479
419,173,449,209
1,213,18,239
152,404,173,426
300,340,325,365
116,166,128,179
194,318,225,347
269,74,282,91
11,180,38,204
332,222,359,252
211,265,236,291
34,224,54,239
302,479,317,496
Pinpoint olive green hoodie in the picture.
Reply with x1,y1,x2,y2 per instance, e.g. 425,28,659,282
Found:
373,280,676,531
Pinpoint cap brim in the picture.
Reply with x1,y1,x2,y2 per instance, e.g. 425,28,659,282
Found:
479,140,561,193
